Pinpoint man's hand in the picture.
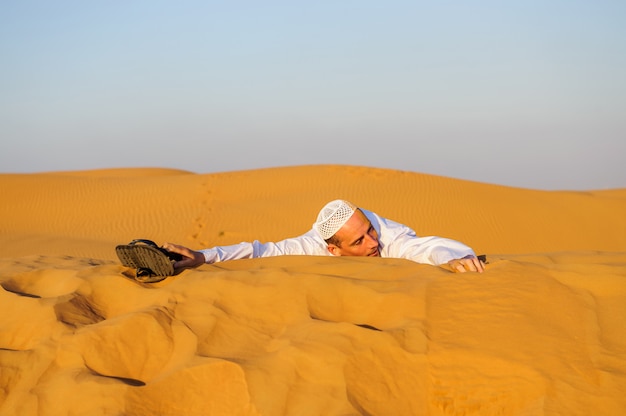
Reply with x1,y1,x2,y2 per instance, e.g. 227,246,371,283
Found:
162,242,206,272
447,255,485,273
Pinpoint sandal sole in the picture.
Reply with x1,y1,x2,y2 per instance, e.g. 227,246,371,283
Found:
115,244,175,278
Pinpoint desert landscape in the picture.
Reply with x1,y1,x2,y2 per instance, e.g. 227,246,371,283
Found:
0,164,624,415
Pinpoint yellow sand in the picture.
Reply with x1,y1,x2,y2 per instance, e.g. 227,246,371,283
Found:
0,165,624,416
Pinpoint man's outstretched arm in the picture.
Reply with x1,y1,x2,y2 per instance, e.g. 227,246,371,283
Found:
162,233,327,273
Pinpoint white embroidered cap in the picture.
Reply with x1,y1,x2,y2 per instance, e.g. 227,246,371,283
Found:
313,199,357,240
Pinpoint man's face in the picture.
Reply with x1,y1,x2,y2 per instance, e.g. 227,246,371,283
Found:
327,209,380,257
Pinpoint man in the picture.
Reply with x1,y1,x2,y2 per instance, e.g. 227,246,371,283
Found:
163,199,485,273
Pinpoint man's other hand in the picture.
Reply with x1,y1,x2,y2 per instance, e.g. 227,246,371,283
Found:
162,242,205,272
447,255,485,273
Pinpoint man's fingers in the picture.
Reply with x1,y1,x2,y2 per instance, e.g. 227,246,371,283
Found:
162,242,205,270
464,259,478,272
162,242,185,255
448,257,485,273
463,255,485,273
448,260,467,273
174,257,199,269
163,242,195,259
465,258,485,273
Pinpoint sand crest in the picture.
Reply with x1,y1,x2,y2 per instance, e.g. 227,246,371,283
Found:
1,165,625,415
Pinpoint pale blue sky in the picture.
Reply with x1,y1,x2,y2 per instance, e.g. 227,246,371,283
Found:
1,1,625,190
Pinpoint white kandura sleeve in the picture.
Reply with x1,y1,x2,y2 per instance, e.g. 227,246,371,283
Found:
395,234,476,265
372,213,476,266
198,232,328,264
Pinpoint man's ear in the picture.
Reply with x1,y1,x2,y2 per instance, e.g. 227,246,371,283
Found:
327,244,340,256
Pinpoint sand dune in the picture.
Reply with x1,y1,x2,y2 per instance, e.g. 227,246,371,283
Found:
0,165,625,415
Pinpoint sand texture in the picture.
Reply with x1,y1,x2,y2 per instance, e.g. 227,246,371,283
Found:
1,165,625,415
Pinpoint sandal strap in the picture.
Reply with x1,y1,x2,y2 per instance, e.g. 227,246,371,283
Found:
128,239,159,248
127,239,182,262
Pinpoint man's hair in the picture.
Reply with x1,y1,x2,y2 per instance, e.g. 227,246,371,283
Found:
325,235,341,247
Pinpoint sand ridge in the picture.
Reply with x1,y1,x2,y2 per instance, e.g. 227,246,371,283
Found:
0,165,625,415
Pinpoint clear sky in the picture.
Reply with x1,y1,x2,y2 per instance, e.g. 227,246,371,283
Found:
1,1,625,190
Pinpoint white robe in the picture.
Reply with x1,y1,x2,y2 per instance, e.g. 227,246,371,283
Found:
199,209,475,266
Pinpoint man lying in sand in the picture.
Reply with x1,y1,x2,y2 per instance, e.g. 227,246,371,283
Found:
163,199,485,274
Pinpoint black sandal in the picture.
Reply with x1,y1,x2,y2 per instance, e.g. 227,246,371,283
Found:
115,239,183,283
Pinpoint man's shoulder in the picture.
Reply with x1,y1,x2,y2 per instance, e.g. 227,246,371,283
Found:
362,209,417,239
362,209,404,228
302,228,322,240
